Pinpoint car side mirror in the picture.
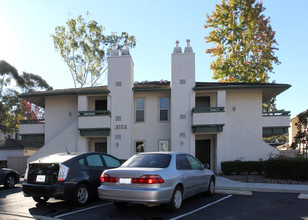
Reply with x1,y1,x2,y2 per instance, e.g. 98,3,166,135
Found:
203,164,210,170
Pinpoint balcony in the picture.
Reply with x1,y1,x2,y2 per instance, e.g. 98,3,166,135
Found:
19,119,45,135
191,107,225,133
262,110,291,136
78,110,111,136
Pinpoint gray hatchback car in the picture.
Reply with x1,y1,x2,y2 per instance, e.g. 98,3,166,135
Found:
98,152,215,211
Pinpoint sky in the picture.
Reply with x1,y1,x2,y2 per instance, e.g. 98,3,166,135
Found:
0,0,307,118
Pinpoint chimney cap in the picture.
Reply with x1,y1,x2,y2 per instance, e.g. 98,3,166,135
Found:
173,40,182,54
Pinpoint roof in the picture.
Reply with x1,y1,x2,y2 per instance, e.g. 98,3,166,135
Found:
0,139,43,151
19,86,109,107
194,82,291,102
19,81,291,107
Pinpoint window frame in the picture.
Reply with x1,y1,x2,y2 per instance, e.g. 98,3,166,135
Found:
159,97,169,122
135,98,145,122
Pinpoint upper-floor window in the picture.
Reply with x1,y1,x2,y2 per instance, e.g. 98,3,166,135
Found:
159,97,169,121
196,97,210,108
135,98,145,122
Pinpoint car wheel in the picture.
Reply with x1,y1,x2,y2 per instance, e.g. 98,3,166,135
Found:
205,177,215,196
167,186,183,212
4,174,16,188
33,196,50,203
74,184,90,206
113,202,128,208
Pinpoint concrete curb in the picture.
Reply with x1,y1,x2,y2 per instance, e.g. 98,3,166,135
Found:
215,190,252,196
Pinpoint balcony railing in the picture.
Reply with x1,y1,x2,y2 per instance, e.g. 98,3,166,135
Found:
79,110,111,116
19,119,45,124
78,110,111,132
192,107,225,133
192,107,225,113
262,110,291,116
19,119,45,135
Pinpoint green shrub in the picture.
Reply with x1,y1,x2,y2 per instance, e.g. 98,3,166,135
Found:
221,160,264,175
264,158,308,180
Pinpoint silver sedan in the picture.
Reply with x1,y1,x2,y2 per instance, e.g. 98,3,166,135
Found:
98,152,215,211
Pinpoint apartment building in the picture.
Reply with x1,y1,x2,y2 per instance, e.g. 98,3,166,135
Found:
19,40,291,173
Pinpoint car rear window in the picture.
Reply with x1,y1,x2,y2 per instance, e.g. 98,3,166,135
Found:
122,154,171,168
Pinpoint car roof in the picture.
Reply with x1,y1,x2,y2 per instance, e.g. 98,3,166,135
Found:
31,152,103,164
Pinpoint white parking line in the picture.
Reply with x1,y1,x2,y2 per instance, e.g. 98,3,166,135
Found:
54,202,113,218
170,195,233,220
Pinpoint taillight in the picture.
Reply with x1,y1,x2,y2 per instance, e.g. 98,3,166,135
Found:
58,164,69,181
132,175,164,184
100,173,118,183
24,164,29,181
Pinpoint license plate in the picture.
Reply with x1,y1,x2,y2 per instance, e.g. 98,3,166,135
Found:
119,178,131,185
36,175,46,182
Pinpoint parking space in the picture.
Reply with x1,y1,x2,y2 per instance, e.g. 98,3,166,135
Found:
2,186,308,219
0,185,230,219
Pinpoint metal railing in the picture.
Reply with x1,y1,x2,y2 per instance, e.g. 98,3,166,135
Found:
192,107,225,113
19,119,45,124
78,110,111,116
262,110,291,116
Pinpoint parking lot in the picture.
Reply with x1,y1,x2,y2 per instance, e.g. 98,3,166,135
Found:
1,183,308,220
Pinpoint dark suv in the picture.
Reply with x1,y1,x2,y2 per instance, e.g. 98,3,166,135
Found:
23,152,121,205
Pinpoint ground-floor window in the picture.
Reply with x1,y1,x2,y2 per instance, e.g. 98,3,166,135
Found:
159,140,169,151
136,141,145,153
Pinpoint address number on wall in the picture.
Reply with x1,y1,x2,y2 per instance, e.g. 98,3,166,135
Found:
115,125,127,130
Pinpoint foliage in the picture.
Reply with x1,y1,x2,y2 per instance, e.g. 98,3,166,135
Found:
51,12,136,88
204,0,280,111
291,109,308,153
221,160,264,175
264,158,308,180
221,158,308,180
0,60,52,134
263,134,287,143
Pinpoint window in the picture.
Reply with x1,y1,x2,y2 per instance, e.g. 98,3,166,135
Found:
159,140,169,151
159,97,169,121
86,154,104,167
196,97,210,108
102,155,121,167
186,155,202,170
176,155,192,170
122,154,171,168
136,141,145,153
135,98,145,122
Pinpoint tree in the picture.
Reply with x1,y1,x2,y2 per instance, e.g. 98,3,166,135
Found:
0,60,52,134
292,110,308,157
204,0,280,110
51,12,136,88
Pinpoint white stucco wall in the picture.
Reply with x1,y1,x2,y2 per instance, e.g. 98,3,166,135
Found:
216,89,279,172
171,52,195,154
45,95,78,144
108,54,134,159
133,92,171,152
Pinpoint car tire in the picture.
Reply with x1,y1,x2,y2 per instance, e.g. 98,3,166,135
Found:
113,202,128,208
73,184,90,206
33,196,50,203
4,174,16,188
205,177,215,196
167,186,183,212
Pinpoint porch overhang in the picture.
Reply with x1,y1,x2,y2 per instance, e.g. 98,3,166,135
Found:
192,124,225,133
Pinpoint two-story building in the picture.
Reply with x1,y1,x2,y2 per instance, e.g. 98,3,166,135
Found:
19,40,291,173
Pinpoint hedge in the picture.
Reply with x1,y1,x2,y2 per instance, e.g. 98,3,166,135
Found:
264,158,308,180
221,160,264,175
221,158,308,181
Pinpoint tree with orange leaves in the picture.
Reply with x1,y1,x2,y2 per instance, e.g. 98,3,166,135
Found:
204,0,280,110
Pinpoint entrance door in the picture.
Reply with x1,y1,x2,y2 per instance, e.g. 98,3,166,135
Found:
95,142,107,153
195,140,211,167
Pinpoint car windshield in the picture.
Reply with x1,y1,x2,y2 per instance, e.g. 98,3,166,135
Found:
122,154,171,168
